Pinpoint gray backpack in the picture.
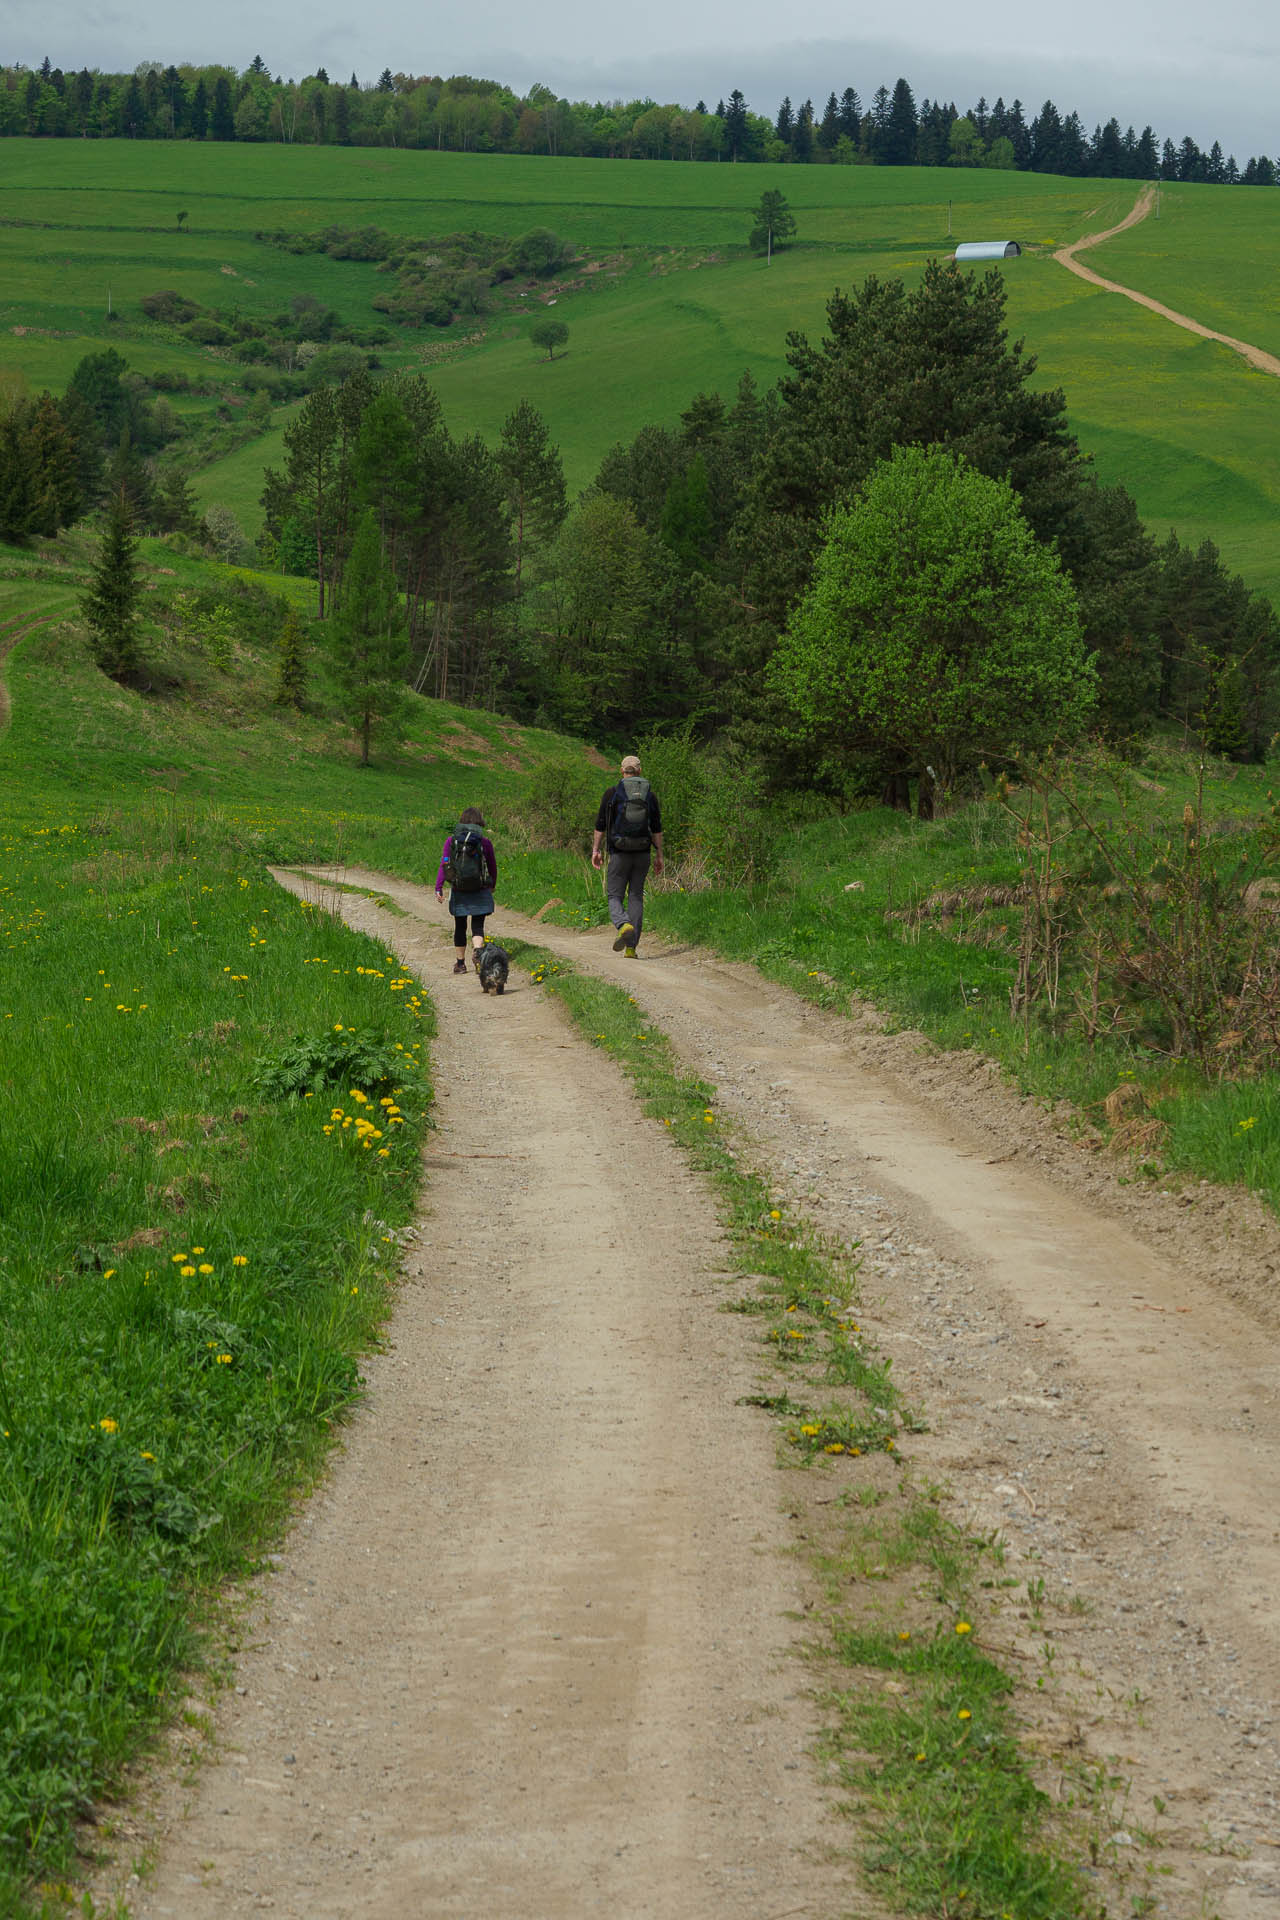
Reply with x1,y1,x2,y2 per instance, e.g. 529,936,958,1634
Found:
611,776,651,852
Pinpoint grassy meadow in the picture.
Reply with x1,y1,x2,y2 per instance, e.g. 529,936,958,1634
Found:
2,142,1278,595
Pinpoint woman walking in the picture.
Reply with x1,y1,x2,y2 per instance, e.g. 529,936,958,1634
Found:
436,807,498,975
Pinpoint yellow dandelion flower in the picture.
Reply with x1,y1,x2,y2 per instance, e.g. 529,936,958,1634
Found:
180,1265,196,1278
98,1418,118,1433
232,1255,248,1267
216,1353,232,1365
958,1709,972,1721
955,1621,972,1635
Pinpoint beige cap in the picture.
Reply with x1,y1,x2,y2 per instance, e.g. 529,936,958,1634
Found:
620,754,642,774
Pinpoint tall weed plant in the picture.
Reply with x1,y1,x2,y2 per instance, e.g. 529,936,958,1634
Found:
637,725,777,888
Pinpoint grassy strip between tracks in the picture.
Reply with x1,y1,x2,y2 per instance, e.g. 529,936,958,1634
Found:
0,812,436,1920
514,938,1113,1920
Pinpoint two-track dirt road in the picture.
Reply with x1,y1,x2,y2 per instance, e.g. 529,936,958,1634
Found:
92,869,1280,1919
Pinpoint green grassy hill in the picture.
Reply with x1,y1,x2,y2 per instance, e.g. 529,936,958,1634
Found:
2,143,1277,595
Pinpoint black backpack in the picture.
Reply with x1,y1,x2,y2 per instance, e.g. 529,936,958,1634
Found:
610,776,652,852
447,824,489,891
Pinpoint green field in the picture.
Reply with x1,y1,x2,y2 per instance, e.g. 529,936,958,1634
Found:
1078,183,1280,359
1,143,1277,596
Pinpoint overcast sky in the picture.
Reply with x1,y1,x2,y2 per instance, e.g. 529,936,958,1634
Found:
4,0,1277,158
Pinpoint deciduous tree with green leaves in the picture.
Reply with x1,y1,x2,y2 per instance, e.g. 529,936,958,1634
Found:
770,444,1095,805
530,317,569,360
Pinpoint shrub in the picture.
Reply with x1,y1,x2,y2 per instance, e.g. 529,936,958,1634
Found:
202,504,250,565
520,756,601,851
141,289,199,325
185,318,232,346
636,725,777,888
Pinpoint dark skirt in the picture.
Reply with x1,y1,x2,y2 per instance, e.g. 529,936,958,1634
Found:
450,888,495,918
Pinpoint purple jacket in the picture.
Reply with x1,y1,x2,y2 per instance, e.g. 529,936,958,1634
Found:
435,832,498,895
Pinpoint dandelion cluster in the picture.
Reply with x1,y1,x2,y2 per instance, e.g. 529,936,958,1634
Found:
322,1088,405,1155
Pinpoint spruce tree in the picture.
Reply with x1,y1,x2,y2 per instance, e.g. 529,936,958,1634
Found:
330,509,408,766
81,488,142,678
275,605,308,708
497,399,567,594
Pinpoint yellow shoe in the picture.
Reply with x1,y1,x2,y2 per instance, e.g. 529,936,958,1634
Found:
624,946,638,958
612,922,635,952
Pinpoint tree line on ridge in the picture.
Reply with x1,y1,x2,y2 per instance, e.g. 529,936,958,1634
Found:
3,56,1276,184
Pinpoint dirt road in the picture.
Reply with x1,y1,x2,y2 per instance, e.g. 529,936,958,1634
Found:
1056,187,1280,378
96,870,1280,1919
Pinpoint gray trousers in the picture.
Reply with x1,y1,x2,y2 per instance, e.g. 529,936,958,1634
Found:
606,849,651,942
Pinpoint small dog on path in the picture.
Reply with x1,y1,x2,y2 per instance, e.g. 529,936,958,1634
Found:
476,945,509,994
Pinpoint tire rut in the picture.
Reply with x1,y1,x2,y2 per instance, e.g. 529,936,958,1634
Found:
93,875,856,1920
300,867,1280,1919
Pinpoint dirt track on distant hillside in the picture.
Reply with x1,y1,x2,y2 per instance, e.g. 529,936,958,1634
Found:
90,869,1280,1919
0,615,50,732
1056,185,1280,377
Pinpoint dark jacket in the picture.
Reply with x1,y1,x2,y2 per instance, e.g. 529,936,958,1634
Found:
595,781,662,847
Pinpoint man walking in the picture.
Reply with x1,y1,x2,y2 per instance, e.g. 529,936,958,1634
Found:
592,753,664,957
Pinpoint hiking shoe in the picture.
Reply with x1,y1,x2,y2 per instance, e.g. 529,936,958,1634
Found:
453,957,467,975
623,945,638,959
612,923,635,952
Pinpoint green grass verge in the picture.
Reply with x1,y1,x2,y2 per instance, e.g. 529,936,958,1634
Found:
0,788,437,1913
513,939,1101,1919
496,771,1280,1215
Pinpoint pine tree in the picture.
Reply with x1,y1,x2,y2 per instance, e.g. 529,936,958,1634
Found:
749,189,796,260
107,429,155,529
659,454,713,571
350,388,417,564
838,87,862,141
498,398,567,594
81,488,142,678
154,466,198,535
330,508,408,766
723,90,749,160
793,100,814,163
275,605,308,708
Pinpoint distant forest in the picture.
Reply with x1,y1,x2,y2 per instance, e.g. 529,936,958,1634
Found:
3,56,1277,184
